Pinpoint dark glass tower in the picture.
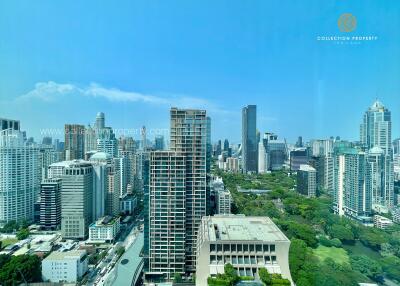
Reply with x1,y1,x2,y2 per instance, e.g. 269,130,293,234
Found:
242,105,258,173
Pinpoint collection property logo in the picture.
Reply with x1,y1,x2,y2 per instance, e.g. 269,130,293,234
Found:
338,13,357,32
317,13,378,44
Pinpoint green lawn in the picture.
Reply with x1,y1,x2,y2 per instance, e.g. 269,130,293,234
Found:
313,245,350,265
1,238,18,249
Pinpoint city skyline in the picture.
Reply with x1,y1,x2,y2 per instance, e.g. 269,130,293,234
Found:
1,1,400,142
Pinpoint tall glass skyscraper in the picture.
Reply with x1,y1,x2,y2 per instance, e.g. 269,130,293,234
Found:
242,105,257,173
360,100,392,155
360,100,394,210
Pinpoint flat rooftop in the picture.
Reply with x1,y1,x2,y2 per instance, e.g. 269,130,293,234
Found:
204,215,289,242
45,250,85,261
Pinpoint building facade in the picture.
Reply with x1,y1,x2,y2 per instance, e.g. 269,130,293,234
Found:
0,129,39,225
61,161,94,239
42,250,88,283
147,151,186,280
40,178,62,230
297,164,317,198
242,105,257,173
64,124,85,160
196,215,293,286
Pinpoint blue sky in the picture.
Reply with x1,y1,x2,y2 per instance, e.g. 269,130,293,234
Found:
0,0,399,143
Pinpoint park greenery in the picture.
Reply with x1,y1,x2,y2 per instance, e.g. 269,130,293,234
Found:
0,254,41,285
215,168,400,286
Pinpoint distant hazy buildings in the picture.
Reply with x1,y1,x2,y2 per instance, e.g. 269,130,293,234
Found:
196,215,293,286
154,135,165,150
264,132,287,171
242,105,258,173
297,165,316,197
290,148,309,171
0,127,39,225
64,124,85,160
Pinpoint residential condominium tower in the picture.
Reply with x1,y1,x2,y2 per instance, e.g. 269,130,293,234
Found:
0,128,40,225
147,151,186,280
170,108,208,272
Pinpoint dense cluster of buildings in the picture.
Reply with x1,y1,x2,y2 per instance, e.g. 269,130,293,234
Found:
1,100,399,285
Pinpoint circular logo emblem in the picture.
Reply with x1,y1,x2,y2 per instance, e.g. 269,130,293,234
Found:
338,13,357,32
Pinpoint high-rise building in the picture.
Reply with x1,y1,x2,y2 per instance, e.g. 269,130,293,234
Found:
106,166,120,217
169,108,207,272
290,148,309,171
154,135,165,150
39,145,63,180
61,161,94,239
40,178,62,230
147,151,186,280
360,100,394,211
242,105,257,173
333,147,371,221
297,164,317,197
0,118,20,131
366,147,394,211
97,127,118,158
0,128,40,225
95,112,105,129
64,124,85,160
84,125,97,154
264,132,287,171
258,140,267,174
42,137,52,146
360,100,392,155
311,139,334,157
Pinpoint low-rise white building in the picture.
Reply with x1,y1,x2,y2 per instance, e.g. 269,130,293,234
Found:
42,250,88,283
196,215,293,286
392,207,400,224
373,215,393,229
88,216,120,243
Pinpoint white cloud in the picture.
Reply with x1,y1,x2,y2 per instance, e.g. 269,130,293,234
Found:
16,81,230,113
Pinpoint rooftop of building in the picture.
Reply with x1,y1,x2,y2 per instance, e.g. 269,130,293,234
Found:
203,215,289,242
369,100,385,112
299,164,316,172
49,159,90,168
44,250,86,261
90,216,120,227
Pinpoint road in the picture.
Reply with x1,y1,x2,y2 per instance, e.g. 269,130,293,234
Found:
87,218,142,286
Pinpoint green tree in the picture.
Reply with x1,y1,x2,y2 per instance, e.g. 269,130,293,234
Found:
329,225,354,242
350,255,383,282
0,255,41,285
259,268,272,285
16,228,30,240
173,273,183,283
